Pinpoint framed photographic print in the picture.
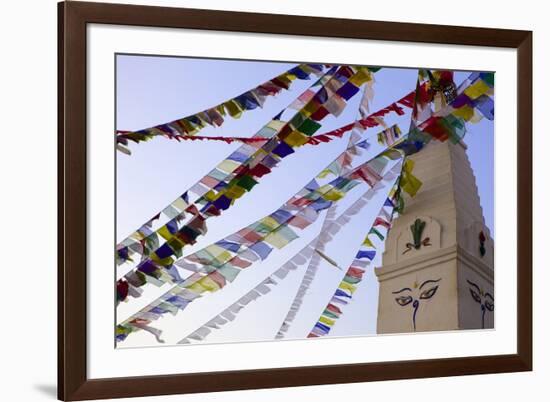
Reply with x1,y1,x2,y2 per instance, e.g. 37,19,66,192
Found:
58,1,532,400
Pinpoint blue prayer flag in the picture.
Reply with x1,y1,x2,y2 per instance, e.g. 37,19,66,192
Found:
335,289,352,299
249,241,273,260
216,240,241,253
272,141,295,158
356,250,376,260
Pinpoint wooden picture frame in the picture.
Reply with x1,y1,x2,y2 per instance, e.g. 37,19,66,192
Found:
58,1,532,400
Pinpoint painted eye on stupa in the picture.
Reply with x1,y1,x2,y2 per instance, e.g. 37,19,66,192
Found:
419,285,438,300
469,288,482,303
395,295,413,306
485,293,494,311
467,280,483,303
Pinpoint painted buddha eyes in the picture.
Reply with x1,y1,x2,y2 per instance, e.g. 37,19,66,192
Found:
395,295,413,306
467,280,493,307
469,288,482,303
392,279,441,331
392,279,441,306
419,285,438,300
467,279,494,329
484,294,494,312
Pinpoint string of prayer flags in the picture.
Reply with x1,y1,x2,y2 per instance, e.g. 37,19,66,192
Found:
116,192,190,265
116,145,391,305
116,63,328,153
275,161,404,339
116,74,422,265
446,71,494,122
117,151,404,343
177,241,318,345
116,176,356,341
117,70,496,339
116,67,344,266
117,71,492,278
307,176,402,338
138,66,373,272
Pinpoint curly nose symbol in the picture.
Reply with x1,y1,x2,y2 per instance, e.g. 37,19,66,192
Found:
412,300,419,331
481,304,486,329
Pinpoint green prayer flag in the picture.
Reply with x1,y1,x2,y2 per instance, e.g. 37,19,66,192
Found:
289,112,306,129
323,310,340,319
298,119,322,136
369,227,385,241
217,264,241,282
237,175,258,191
343,275,362,284
480,72,494,87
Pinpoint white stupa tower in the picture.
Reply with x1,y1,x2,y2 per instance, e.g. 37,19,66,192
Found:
375,139,494,334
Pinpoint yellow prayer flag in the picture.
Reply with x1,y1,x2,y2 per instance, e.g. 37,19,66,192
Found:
203,190,219,202
224,185,247,200
317,169,333,179
217,159,240,173
362,236,375,248
185,275,220,293
149,254,174,267
381,148,403,160
283,130,310,147
323,189,345,202
214,250,233,264
319,316,335,326
158,225,173,241
349,68,372,86
317,184,333,194
264,231,290,249
167,236,186,251
223,100,243,118
452,105,474,121
283,72,298,81
403,158,415,175
339,281,357,293
204,244,227,258
259,216,279,230
401,173,423,197
464,79,490,100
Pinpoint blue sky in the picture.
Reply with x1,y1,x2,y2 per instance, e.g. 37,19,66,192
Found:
115,55,494,347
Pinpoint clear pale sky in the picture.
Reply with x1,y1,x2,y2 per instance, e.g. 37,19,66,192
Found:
115,54,494,348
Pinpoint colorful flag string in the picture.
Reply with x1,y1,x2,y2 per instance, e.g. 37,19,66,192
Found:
120,161,402,344
116,66,343,267
177,240,318,344
116,78,414,269
116,65,377,276
116,143,403,342
116,118,404,307
274,161,403,339
307,169,402,338
116,63,330,153
115,70,495,343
